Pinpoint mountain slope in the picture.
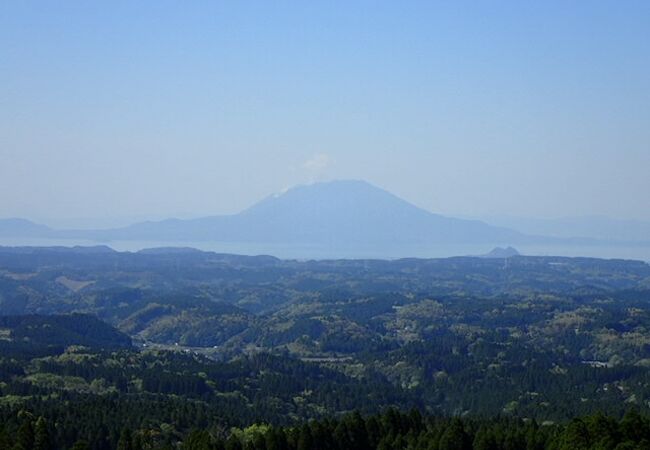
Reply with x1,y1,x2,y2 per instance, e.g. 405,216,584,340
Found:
93,180,523,245
483,215,650,242
0,313,132,352
0,218,52,237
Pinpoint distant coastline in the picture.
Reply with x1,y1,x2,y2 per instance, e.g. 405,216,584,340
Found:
1,237,649,261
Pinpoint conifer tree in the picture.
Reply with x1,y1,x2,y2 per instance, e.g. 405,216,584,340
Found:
33,417,51,450
117,429,133,450
14,419,34,450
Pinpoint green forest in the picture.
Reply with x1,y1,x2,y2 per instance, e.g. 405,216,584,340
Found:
4,407,650,450
2,247,650,448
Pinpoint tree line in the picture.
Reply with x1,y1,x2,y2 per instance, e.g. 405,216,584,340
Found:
4,408,650,450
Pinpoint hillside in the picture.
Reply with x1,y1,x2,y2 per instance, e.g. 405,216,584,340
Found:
2,247,650,447
0,313,132,358
2,247,650,419
0,218,52,237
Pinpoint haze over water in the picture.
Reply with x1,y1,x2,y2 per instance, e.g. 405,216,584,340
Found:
0,237,647,262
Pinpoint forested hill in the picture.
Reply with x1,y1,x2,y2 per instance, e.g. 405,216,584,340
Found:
2,248,650,448
0,314,132,357
3,405,650,450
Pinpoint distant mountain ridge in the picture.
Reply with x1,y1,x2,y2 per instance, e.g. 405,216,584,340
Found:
1,180,649,257
481,215,650,243
99,180,522,245
0,218,52,237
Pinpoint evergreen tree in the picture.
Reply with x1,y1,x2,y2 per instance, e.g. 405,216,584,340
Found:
70,440,91,450
473,427,497,450
225,435,242,450
14,419,34,450
296,424,313,450
621,410,649,443
264,428,286,450
365,416,382,449
0,428,12,450
347,412,370,450
33,417,52,450
117,429,133,450
183,429,214,450
557,419,590,450
438,419,470,450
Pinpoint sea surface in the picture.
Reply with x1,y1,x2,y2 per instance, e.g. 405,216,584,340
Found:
1,238,649,262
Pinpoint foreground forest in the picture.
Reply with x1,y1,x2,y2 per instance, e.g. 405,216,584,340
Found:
1,246,650,448
5,408,650,450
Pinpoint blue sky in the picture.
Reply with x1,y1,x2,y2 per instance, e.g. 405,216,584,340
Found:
1,1,649,225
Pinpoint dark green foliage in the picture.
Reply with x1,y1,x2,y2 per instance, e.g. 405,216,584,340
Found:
0,314,131,357
70,441,91,450
438,419,471,450
14,418,34,450
25,399,650,450
116,429,132,450
3,249,650,448
32,417,52,450
165,411,650,450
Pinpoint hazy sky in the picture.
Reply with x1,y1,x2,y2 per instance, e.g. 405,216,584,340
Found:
2,1,649,226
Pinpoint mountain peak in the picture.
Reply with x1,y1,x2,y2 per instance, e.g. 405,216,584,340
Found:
243,179,428,218
233,179,520,246
0,181,523,255
269,179,395,202
480,246,521,258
